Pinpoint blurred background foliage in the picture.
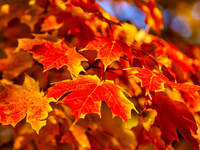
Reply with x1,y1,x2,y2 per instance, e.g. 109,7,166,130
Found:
97,0,200,45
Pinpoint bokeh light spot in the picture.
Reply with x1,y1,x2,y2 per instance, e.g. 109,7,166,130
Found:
191,1,200,20
171,15,191,38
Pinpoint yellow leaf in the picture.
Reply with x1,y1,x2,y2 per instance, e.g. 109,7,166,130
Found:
0,74,56,133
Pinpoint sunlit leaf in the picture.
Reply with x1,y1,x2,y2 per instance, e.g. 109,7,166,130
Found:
47,75,137,122
0,74,56,133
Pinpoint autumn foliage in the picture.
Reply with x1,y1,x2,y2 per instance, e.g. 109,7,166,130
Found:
0,0,200,150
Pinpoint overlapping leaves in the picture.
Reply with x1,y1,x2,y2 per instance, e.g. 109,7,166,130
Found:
0,0,199,149
132,68,200,99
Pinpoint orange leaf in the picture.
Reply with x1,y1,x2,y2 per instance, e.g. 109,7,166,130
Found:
133,68,200,98
17,38,87,76
47,75,137,122
169,82,200,99
134,68,169,91
81,37,134,70
0,74,56,133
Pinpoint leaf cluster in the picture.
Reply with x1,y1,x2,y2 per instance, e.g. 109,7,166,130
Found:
0,0,200,150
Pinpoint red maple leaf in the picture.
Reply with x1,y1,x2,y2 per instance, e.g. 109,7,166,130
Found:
81,37,134,70
47,75,137,122
149,92,198,149
17,38,87,76
133,68,169,91
132,68,200,98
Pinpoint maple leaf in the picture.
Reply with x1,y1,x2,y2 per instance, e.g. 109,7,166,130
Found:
17,38,87,76
133,68,168,91
0,74,56,133
149,92,199,149
81,37,134,70
132,68,200,98
47,75,137,122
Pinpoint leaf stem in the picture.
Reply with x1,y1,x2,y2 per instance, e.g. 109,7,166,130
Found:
132,48,149,69
108,22,114,38
83,60,101,72
100,61,104,81
41,70,49,92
